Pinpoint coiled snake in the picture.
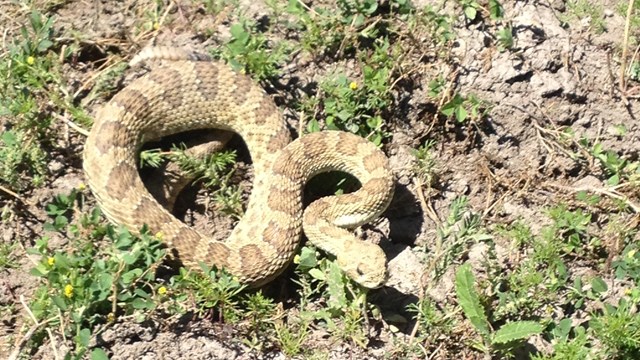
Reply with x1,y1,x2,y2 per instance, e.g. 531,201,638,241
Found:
82,48,394,287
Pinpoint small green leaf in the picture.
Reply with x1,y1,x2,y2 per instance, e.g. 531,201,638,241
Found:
1,131,17,145
52,296,68,310
489,0,504,20
97,273,114,291
134,288,150,299
76,328,92,347
230,24,249,42
122,268,143,283
297,246,318,269
308,268,325,281
132,298,154,310
30,11,43,31
455,106,468,122
591,277,608,293
455,263,490,336
37,39,53,52
464,6,477,20
552,318,573,340
91,348,110,360
326,261,348,311
492,321,544,344
307,118,320,133
30,265,47,277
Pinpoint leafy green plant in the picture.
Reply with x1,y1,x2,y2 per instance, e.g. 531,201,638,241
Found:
455,263,544,355
140,145,243,217
489,0,504,20
293,245,376,348
214,20,289,80
200,0,239,15
560,0,606,34
614,245,640,285
419,5,456,52
439,93,492,123
496,26,514,51
419,196,491,284
0,242,19,269
274,316,312,357
303,71,389,145
566,276,608,310
43,188,82,231
547,204,601,257
302,37,398,145
413,140,438,186
0,10,87,192
28,189,167,357
171,263,246,322
428,76,492,123
0,130,48,190
495,220,533,248
0,11,58,191
456,0,505,21
285,0,413,57
590,143,639,185
337,0,379,27
138,0,169,33
403,297,456,357
590,297,640,358
491,216,574,321
458,0,481,20
285,0,345,56
242,291,277,346
532,321,592,360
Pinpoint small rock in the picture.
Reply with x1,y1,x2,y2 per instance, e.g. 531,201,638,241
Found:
467,242,490,272
572,175,602,189
530,72,563,98
48,159,65,174
1,227,13,242
386,246,423,296
428,266,456,303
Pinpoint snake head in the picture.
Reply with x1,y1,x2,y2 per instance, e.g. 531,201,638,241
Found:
337,243,387,289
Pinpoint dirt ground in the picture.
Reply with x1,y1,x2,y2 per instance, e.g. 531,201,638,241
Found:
1,0,640,359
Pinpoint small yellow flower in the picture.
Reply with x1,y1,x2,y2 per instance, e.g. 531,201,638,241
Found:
349,81,358,90
153,22,160,30
628,249,636,259
158,286,167,296
64,284,74,298
155,231,164,240
625,288,633,296
107,312,116,322
47,257,55,266
26,56,35,65
77,183,86,191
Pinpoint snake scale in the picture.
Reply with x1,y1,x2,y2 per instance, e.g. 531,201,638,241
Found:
83,47,395,288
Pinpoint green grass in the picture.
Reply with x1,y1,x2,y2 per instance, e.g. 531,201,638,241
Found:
0,11,58,191
560,0,606,34
141,145,243,217
0,242,19,269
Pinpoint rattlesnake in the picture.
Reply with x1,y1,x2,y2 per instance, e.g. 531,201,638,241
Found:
82,47,394,288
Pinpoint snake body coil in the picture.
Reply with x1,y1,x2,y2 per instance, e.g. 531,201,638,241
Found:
83,50,394,287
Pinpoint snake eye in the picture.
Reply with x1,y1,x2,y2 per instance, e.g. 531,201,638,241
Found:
356,265,365,276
